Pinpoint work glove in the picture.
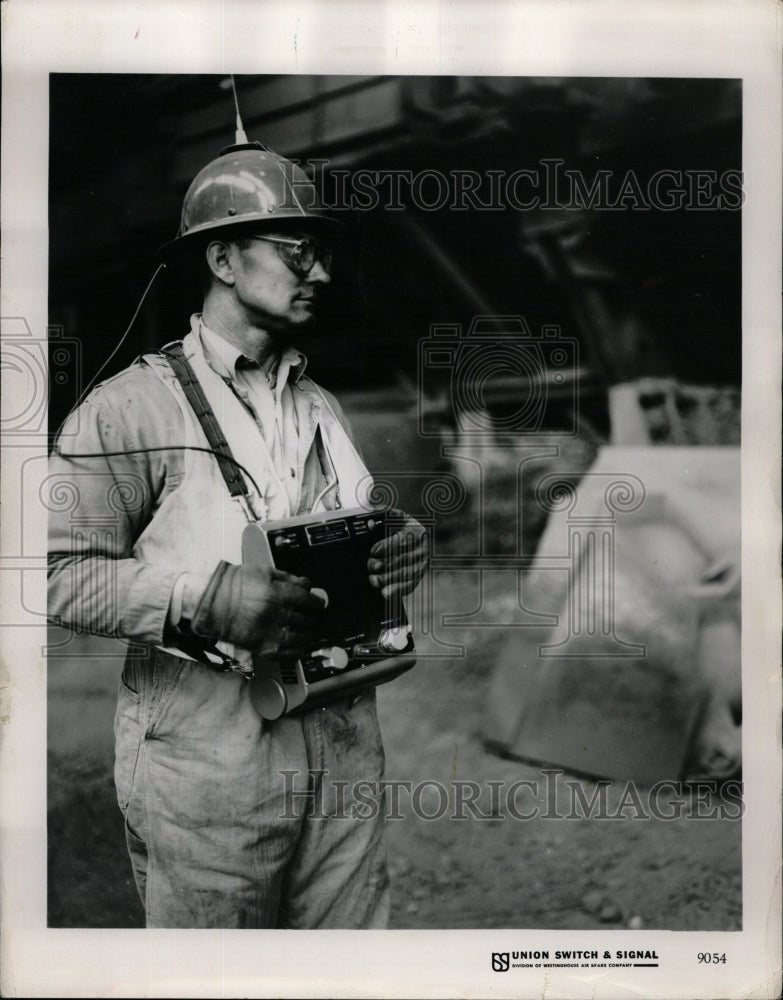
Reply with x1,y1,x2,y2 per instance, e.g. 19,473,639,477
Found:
367,509,430,598
191,561,325,660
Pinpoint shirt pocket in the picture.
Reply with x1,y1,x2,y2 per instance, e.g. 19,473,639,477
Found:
160,471,185,498
151,470,186,517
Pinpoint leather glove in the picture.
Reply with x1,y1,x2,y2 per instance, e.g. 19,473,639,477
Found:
367,509,430,598
191,561,325,660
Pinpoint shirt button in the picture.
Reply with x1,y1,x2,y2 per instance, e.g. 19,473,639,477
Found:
290,468,296,478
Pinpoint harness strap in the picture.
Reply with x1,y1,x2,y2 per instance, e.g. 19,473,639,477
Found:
155,342,256,677
161,341,252,501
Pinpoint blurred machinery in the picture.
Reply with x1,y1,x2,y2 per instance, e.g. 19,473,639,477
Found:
483,445,741,784
50,75,740,424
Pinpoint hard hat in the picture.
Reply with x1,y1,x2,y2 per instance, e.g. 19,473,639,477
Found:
160,140,341,259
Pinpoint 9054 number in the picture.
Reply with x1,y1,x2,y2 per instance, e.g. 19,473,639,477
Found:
697,953,727,963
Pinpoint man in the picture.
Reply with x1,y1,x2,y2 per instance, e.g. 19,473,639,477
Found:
48,137,429,928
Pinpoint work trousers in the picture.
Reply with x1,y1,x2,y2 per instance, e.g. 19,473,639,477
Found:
114,645,389,928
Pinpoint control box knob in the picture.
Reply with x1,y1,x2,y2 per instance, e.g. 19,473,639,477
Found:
312,646,349,670
249,676,288,720
378,626,411,654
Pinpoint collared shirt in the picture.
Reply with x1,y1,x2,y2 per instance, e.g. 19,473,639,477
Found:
47,323,368,647
198,319,307,516
169,318,312,626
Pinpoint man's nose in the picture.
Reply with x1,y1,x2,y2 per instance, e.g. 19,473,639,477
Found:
306,259,331,284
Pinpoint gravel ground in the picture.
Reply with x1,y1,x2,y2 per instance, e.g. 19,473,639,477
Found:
378,620,741,931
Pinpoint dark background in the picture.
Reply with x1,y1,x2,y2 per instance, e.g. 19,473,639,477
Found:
49,74,741,438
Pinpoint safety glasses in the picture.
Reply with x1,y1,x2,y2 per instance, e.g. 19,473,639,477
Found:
249,235,333,277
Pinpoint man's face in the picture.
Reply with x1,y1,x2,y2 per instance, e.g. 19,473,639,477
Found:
226,229,331,336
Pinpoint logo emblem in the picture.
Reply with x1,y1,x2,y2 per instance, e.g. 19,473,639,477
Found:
492,952,510,972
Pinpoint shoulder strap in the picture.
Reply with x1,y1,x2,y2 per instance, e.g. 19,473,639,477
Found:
160,342,251,501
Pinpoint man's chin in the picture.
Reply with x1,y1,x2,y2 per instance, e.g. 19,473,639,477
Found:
268,310,316,345
291,303,319,327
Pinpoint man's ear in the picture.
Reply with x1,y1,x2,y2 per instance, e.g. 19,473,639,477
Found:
205,240,236,287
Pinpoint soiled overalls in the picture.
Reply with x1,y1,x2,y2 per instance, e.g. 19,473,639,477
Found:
51,320,390,928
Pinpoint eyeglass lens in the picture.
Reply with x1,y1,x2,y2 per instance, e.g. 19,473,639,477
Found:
294,241,332,275
251,235,333,276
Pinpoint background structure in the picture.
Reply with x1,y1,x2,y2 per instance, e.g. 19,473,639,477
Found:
49,75,741,418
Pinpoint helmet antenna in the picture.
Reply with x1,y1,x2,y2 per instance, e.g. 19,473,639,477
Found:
230,74,248,145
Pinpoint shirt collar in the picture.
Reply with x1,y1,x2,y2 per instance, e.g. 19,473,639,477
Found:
191,314,308,386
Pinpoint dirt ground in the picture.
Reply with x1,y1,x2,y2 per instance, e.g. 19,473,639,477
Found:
47,563,741,930
380,611,742,932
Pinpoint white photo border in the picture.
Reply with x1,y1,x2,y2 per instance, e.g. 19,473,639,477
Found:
1,1,780,997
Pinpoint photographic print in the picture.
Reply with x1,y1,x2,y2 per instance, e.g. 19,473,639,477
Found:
1,2,780,997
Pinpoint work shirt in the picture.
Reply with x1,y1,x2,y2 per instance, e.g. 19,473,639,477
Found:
167,320,310,625
47,316,371,650
198,320,304,515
